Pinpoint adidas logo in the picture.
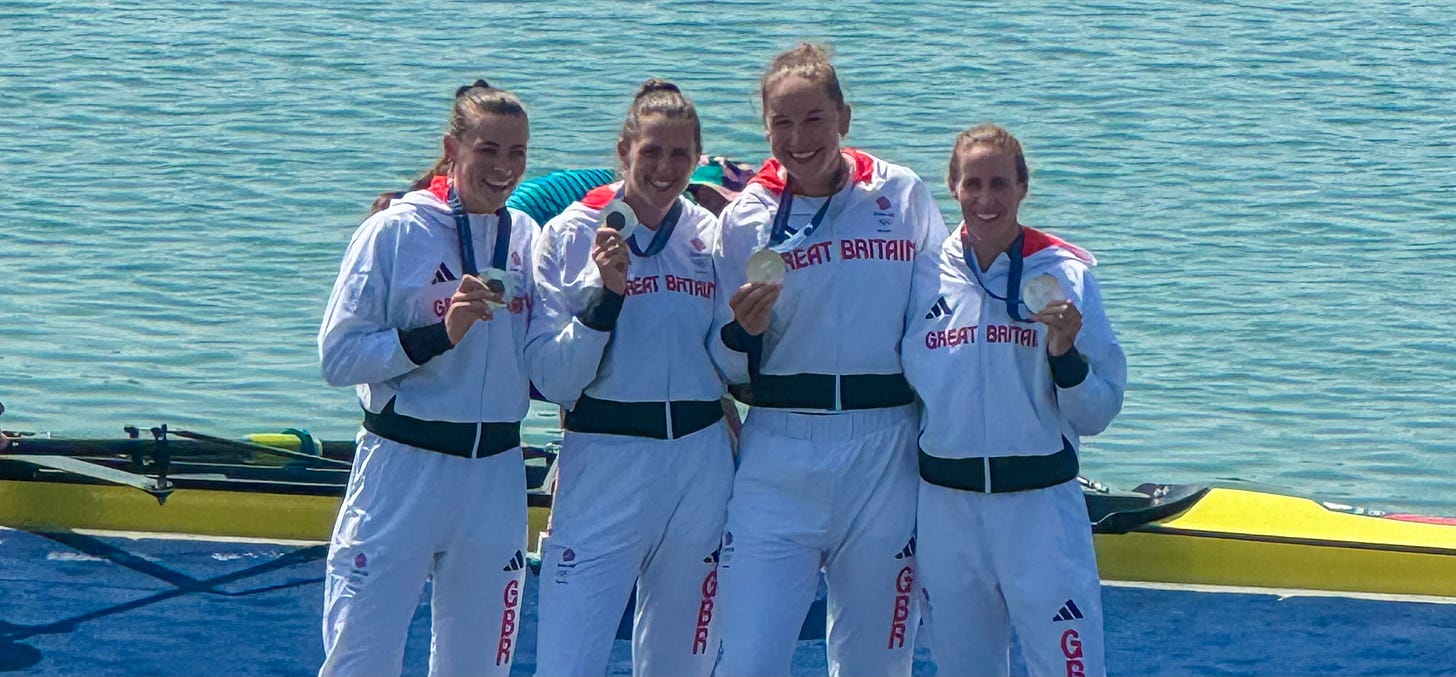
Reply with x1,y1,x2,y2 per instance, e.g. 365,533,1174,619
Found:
431,263,458,285
502,549,525,572
893,536,917,560
924,297,951,320
1052,599,1084,622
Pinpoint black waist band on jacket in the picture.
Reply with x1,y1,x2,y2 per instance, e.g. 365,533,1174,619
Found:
918,437,1079,494
728,372,916,411
564,394,724,440
362,398,521,459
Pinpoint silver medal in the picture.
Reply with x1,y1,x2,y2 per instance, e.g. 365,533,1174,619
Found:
747,248,787,285
599,199,642,242
480,267,516,308
1021,273,1066,314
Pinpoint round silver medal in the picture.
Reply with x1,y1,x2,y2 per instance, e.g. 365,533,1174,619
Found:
1021,273,1066,314
746,248,787,285
599,199,642,241
480,267,516,308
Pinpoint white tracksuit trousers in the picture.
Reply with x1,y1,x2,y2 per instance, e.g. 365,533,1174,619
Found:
320,433,528,677
917,479,1105,677
535,423,734,677
713,404,921,677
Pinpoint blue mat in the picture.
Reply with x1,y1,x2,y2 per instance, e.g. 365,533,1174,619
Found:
2,530,1453,676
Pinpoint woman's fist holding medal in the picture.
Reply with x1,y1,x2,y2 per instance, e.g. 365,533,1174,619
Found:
593,226,631,295
730,282,781,336
732,247,788,335
445,274,504,345
1032,299,1082,357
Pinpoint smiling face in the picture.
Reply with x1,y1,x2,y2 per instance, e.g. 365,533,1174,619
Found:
618,113,699,220
443,111,528,213
951,142,1027,243
763,74,851,195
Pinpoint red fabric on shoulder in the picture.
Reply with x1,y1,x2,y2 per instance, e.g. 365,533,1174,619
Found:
580,185,618,210
1021,227,1094,263
748,159,788,196
427,175,451,202
843,148,877,185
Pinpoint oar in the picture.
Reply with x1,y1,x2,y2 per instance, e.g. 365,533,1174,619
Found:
160,427,352,469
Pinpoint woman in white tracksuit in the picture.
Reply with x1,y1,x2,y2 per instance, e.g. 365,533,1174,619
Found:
711,43,948,677
526,80,735,677
317,80,537,677
901,124,1126,677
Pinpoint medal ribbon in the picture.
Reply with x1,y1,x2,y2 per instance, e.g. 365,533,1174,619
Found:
447,183,512,277
962,226,1032,322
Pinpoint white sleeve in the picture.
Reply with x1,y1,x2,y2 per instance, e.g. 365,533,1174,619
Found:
708,198,757,385
523,217,612,407
1058,269,1126,436
899,179,950,342
318,217,422,387
903,233,948,345
705,217,746,385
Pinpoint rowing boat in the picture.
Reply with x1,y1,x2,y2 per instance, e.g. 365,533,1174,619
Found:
1084,478,1456,598
2,425,1452,598
0,426,554,547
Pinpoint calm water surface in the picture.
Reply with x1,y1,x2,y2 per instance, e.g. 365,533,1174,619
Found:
2,0,1453,512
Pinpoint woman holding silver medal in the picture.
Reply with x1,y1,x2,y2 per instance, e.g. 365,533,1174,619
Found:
316,80,537,677
710,43,948,677
525,79,735,677
900,124,1125,677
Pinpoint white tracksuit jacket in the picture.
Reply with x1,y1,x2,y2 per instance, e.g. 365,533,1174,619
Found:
525,183,728,409
319,176,536,426
713,149,948,390
902,224,1125,461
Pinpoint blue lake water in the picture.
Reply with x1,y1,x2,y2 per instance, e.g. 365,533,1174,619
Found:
2,1,1453,513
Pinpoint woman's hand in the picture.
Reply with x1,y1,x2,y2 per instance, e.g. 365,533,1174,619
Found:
1033,299,1082,357
445,275,503,345
592,227,631,295
730,282,782,336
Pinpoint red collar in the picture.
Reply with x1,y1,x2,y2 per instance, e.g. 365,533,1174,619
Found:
960,224,1094,263
748,148,877,196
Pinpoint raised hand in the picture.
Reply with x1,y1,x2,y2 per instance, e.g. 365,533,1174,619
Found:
592,227,631,295
445,275,503,345
1033,299,1082,357
729,282,782,336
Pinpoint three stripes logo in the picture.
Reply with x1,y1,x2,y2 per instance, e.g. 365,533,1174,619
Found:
1053,598,1084,622
893,536,917,560
431,263,458,285
502,549,525,572
924,297,952,320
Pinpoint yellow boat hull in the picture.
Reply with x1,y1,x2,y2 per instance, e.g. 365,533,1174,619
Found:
0,479,552,548
3,475,1451,598
1095,487,1456,597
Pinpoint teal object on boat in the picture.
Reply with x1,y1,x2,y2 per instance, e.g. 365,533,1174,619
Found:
506,168,616,226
